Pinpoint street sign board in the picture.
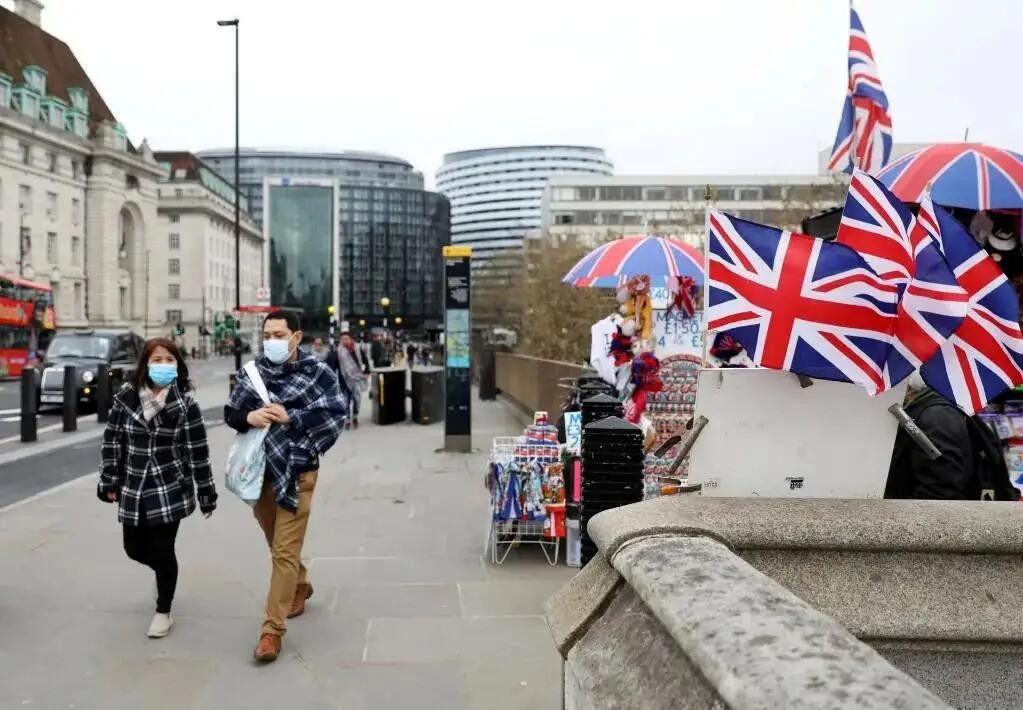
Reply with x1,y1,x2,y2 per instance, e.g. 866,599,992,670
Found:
256,286,271,306
443,246,472,452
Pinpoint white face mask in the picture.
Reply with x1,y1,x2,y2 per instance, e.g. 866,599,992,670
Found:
264,338,292,364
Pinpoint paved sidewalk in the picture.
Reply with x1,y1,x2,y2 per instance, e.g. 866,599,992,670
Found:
0,396,572,709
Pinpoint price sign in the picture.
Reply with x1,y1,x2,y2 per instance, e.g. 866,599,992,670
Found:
653,309,704,359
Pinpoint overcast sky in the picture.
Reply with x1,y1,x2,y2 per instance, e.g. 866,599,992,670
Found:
16,0,1022,186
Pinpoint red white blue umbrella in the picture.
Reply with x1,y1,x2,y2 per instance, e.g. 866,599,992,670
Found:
562,235,703,288
876,143,1023,210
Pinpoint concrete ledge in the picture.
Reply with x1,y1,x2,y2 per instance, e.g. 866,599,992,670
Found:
587,497,1023,557
874,642,1023,710
740,548,1022,643
585,498,1023,647
544,552,621,656
564,584,725,710
565,535,948,709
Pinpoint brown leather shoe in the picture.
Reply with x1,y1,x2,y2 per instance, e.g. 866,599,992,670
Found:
288,582,314,619
253,633,281,663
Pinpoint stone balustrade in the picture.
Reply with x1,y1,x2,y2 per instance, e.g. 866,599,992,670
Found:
546,497,1023,709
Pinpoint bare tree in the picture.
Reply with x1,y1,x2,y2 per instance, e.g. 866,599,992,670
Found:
514,236,617,363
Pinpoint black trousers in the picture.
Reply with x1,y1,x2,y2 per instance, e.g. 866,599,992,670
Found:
123,512,181,614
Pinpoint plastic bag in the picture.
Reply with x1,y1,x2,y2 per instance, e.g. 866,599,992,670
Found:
224,361,271,505
225,427,268,505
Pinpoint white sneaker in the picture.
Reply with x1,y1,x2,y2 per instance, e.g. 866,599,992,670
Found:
146,612,173,639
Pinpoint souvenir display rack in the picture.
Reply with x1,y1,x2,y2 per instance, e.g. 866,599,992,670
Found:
485,431,566,565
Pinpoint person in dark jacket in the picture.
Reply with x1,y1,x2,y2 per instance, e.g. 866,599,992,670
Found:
224,310,348,663
886,373,975,500
98,337,217,639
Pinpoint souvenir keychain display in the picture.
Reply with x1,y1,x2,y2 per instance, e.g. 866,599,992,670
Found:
642,353,701,492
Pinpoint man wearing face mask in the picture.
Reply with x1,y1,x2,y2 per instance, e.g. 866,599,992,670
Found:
224,310,348,663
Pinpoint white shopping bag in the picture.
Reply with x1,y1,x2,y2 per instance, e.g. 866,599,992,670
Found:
225,361,271,505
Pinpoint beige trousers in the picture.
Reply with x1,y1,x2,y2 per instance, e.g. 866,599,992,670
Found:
253,470,317,636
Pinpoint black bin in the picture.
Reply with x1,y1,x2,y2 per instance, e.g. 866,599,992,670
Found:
371,367,407,425
478,347,497,400
411,366,445,425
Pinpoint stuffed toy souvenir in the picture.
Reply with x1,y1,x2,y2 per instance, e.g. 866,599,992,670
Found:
609,329,634,367
625,352,663,422
667,275,698,318
619,275,653,340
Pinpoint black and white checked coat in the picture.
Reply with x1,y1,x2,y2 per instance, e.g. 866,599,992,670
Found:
98,383,217,526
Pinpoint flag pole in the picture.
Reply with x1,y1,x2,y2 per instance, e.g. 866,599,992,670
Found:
702,184,712,366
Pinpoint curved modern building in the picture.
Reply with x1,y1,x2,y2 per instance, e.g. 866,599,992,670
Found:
197,147,423,224
436,145,613,261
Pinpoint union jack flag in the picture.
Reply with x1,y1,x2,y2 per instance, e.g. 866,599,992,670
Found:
827,4,892,174
836,171,969,388
707,212,898,395
917,196,1023,414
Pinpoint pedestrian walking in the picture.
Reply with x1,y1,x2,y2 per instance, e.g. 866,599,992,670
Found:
97,337,217,639
887,373,1020,501
310,337,329,362
370,338,385,368
330,331,369,429
224,310,348,663
406,342,417,369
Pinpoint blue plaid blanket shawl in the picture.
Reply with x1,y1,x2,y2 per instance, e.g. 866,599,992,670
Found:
229,353,348,511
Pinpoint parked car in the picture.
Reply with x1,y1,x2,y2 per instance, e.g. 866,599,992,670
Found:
38,329,144,408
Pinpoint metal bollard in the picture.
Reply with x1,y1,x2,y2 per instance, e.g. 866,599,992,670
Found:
96,364,111,423
20,367,37,443
62,365,78,432
228,372,237,396
110,367,124,395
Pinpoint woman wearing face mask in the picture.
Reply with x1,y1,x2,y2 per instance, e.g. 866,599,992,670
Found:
97,337,217,639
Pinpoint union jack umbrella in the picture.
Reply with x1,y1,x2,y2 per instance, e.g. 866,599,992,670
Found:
827,3,893,175
707,211,898,395
917,195,1023,414
876,143,1023,210
562,235,703,288
836,171,969,388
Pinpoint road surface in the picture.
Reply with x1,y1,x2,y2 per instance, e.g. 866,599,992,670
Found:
0,357,237,439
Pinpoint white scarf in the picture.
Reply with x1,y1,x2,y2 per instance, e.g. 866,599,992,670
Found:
139,386,169,422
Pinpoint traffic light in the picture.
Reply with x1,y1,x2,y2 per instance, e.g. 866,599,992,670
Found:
175,323,185,337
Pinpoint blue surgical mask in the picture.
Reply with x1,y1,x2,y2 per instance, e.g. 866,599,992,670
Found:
148,363,178,387
264,338,292,364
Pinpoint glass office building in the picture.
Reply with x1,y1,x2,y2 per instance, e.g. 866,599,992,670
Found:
262,169,451,334
339,186,450,328
198,147,423,224
266,182,335,335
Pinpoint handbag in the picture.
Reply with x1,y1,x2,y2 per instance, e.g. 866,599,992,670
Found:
225,360,272,505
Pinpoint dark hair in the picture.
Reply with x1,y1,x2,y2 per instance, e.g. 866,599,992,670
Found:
263,309,301,332
132,337,192,392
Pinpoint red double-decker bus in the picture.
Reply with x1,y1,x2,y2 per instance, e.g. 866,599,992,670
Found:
0,274,56,378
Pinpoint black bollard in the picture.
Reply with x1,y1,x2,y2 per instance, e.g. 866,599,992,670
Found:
62,365,78,432
228,372,237,397
96,364,111,423
20,367,37,443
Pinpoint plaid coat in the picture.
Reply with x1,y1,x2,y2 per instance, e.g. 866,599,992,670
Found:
98,383,217,526
227,353,347,512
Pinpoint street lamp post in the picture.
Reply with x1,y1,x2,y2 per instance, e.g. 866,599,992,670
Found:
218,17,242,372
380,296,391,329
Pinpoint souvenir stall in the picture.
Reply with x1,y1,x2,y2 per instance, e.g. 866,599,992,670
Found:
560,235,707,563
